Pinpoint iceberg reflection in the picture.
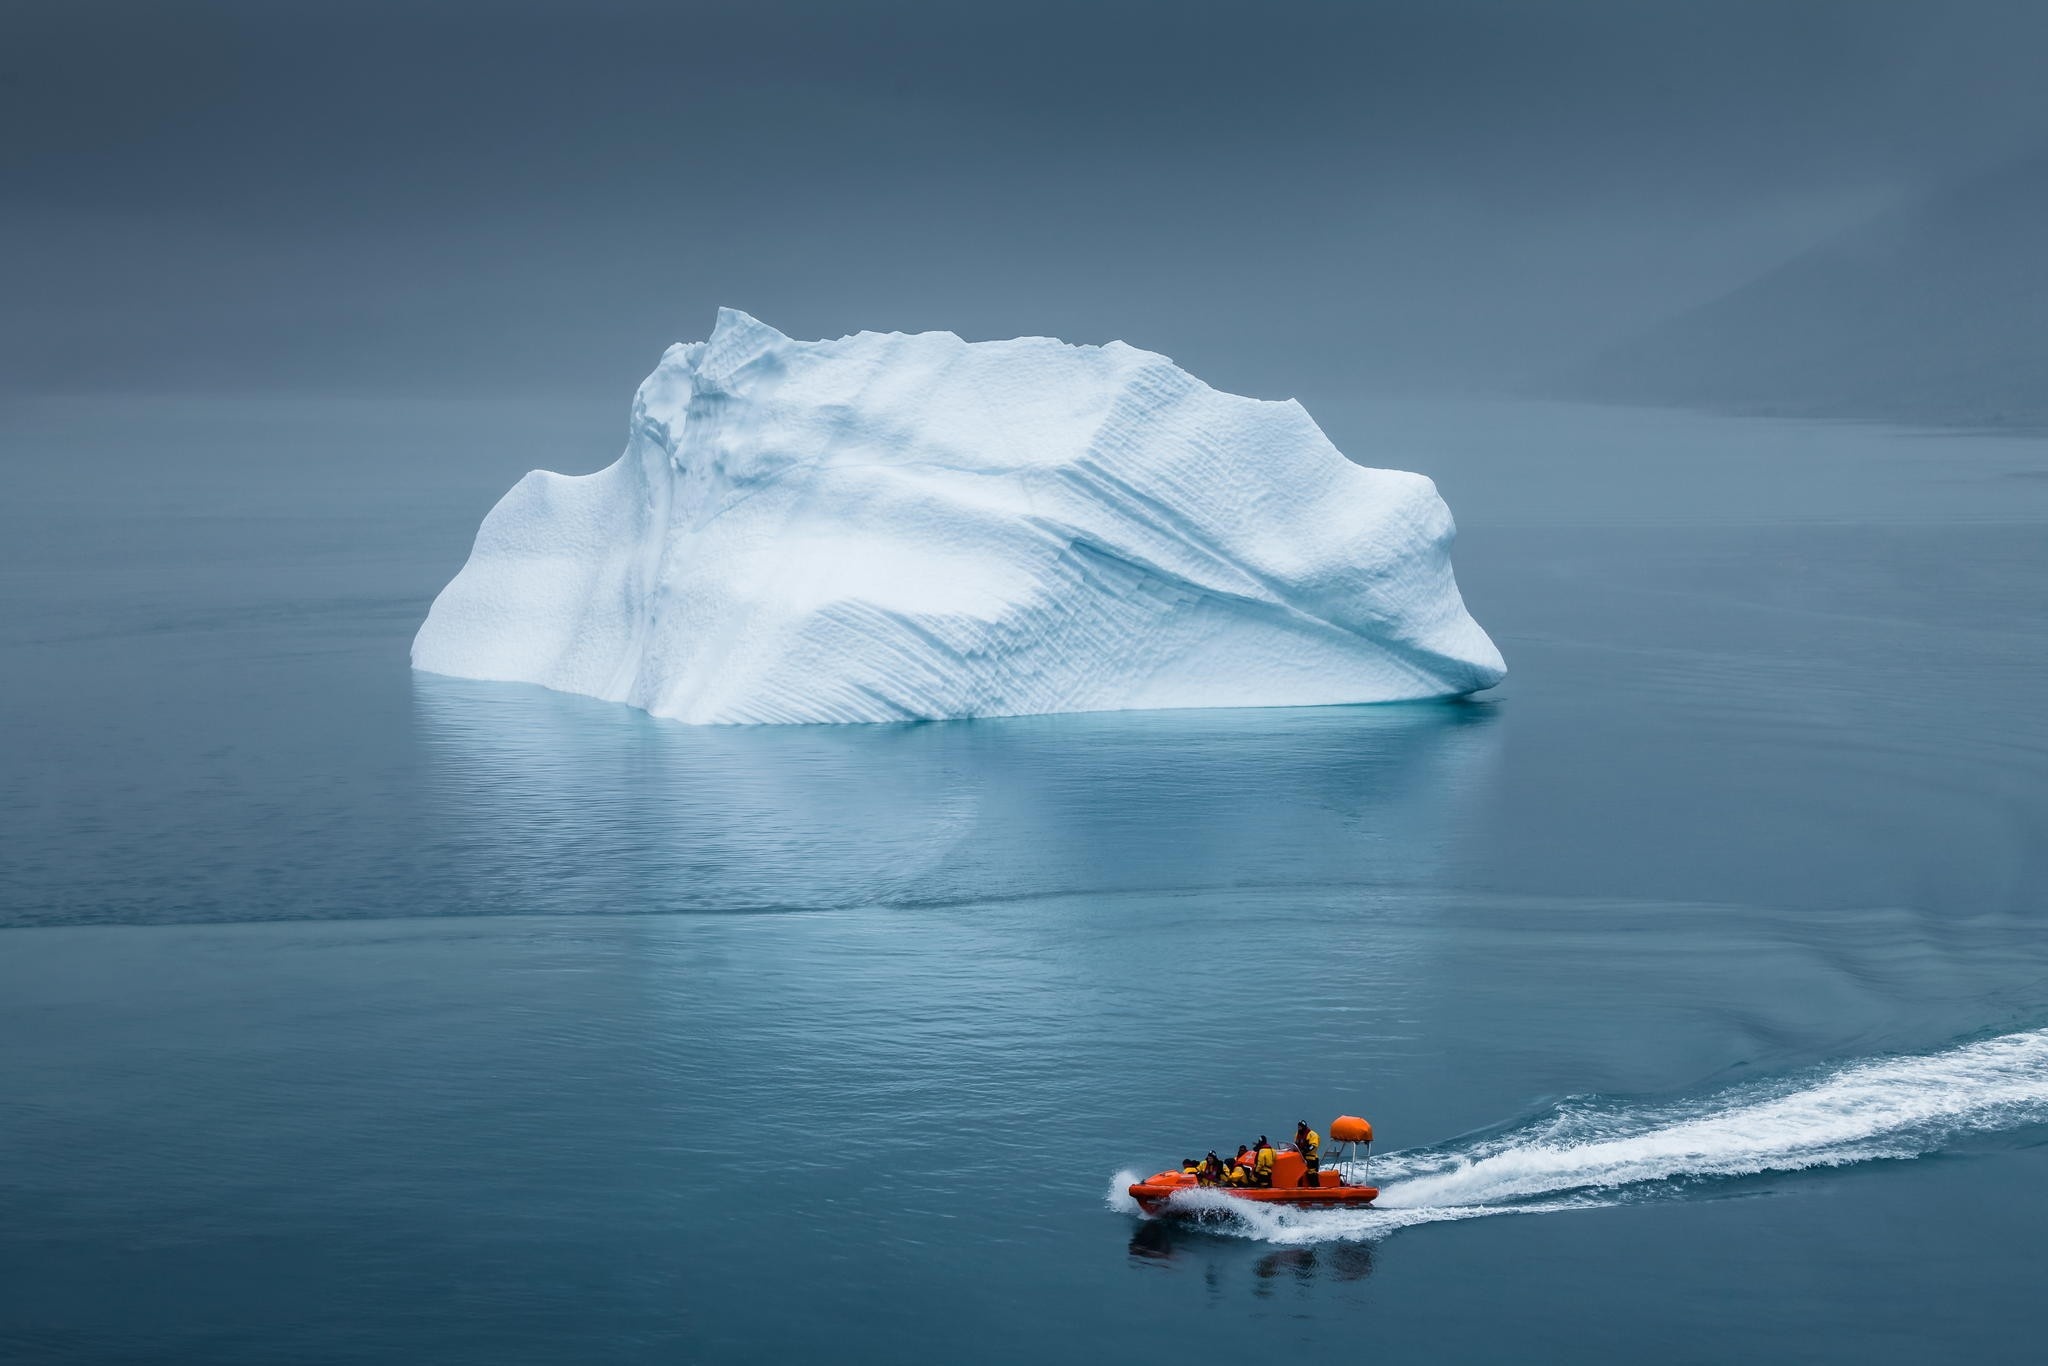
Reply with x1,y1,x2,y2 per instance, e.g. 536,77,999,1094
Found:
411,676,1500,916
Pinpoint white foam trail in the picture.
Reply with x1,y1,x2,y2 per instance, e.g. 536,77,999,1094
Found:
1114,1027,2048,1245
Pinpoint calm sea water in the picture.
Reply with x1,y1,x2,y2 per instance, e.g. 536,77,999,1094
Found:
3,395,2046,1363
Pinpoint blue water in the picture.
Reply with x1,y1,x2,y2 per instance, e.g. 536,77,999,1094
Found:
3,396,2046,1362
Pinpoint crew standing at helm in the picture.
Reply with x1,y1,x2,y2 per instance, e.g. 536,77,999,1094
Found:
1295,1121,1321,1186
1253,1136,1277,1187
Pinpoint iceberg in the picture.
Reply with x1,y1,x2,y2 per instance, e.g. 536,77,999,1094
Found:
412,309,1504,724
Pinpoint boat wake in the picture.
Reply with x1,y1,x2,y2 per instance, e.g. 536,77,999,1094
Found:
1107,1026,2048,1245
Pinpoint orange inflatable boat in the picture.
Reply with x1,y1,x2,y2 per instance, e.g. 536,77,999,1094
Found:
1128,1115,1379,1215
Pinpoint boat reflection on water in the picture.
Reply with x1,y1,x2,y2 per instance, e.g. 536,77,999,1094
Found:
1127,1219,1377,1288
1254,1244,1377,1289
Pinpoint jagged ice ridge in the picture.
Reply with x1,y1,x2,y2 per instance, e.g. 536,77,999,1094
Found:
413,310,1505,724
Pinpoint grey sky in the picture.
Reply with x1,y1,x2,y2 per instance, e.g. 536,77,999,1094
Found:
7,0,2047,400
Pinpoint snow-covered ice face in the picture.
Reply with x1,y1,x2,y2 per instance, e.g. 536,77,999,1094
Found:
412,309,1504,725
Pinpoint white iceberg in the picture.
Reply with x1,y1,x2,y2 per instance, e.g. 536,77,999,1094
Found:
412,309,1504,724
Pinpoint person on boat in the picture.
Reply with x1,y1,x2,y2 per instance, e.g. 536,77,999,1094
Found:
1201,1151,1225,1185
1295,1121,1321,1185
1181,1157,1201,1177
1253,1136,1276,1187
1222,1160,1251,1188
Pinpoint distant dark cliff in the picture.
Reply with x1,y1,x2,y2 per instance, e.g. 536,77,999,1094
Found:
1574,151,2048,427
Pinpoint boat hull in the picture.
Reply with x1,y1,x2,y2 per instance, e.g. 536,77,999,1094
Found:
1127,1173,1379,1216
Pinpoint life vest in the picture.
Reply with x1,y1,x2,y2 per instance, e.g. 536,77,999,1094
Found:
1301,1130,1320,1158
1254,1146,1275,1173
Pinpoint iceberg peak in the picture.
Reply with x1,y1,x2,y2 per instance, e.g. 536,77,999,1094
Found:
413,313,1504,724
